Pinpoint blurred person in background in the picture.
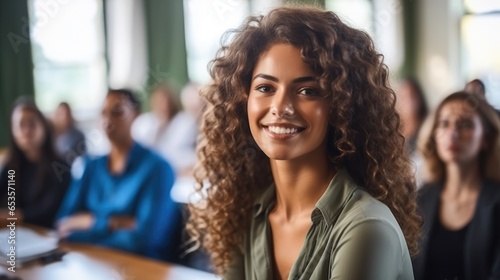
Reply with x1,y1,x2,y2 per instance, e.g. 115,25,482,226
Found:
52,101,86,165
164,82,203,176
396,77,429,154
132,83,179,156
413,92,500,280
166,82,208,269
0,98,70,228
133,82,203,175
464,79,486,97
464,78,500,117
57,89,182,260
396,77,429,187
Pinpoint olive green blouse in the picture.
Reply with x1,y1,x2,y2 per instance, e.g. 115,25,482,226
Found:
224,168,414,280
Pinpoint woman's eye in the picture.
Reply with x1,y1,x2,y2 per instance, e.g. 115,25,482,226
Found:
298,87,320,96
437,120,449,128
111,109,124,117
255,85,274,93
457,120,474,129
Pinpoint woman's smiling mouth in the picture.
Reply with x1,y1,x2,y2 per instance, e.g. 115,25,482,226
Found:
262,123,306,139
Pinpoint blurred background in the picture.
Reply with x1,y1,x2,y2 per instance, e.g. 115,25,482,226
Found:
1,0,499,154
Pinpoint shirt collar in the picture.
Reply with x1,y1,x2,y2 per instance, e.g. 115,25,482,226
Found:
253,181,276,218
253,168,359,226
105,141,142,175
314,168,358,226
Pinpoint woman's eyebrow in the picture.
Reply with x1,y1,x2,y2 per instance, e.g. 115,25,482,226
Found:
252,73,317,83
292,76,316,83
252,73,278,82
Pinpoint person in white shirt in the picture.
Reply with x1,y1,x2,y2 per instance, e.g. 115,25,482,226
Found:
132,82,202,175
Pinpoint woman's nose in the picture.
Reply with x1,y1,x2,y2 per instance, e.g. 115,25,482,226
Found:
447,123,461,140
270,89,295,118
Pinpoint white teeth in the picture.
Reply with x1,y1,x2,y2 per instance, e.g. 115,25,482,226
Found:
268,126,299,134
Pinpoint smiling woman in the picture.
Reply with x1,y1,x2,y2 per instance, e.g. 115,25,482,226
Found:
248,44,330,162
187,5,420,280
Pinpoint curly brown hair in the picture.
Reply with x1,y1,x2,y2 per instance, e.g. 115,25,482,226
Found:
187,5,421,275
418,91,500,183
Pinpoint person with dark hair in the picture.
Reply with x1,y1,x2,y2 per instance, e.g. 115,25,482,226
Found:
414,92,500,280
0,98,70,228
134,82,203,175
396,77,429,154
464,79,486,96
56,89,182,260
464,78,500,118
131,84,182,167
52,102,86,164
187,6,419,279
395,77,429,187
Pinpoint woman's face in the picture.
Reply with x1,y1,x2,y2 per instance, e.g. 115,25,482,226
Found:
11,107,46,153
434,100,486,165
101,93,137,143
53,105,71,131
247,44,330,161
151,89,171,119
396,82,421,119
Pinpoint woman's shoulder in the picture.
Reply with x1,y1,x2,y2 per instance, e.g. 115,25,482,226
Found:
134,143,174,171
481,179,500,205
68,154,103,181
325,170,404,232
336,188,404,239
344,188,398,223
333,188,410,257
483,179,500,192
417,182,441,203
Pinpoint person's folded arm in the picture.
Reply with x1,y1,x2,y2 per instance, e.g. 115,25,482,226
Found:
56,158,98,233
93,161,176,255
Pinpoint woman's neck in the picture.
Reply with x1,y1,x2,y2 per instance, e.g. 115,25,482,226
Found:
270,155,335,222
108,138,134,174
155,112,171,126
443,160,482,197
54,124,70,135
24,148,41,163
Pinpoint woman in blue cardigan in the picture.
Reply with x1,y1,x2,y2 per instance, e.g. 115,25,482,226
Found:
413,92,500,280
57,89,182,261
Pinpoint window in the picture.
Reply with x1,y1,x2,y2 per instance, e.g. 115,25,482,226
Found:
28,0,107,117
326,0,404,75
184,0,250,83
183,0,284,83
461,0,500,109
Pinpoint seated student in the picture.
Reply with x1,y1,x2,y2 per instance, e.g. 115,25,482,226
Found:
396,77,429,154
57,89,182,260
160,82,203,176
395,77,429,188
0,98,70,228
52,101,86,165
464,79,486,97
464,78,500,117
413,92,500,280
131,83,179,156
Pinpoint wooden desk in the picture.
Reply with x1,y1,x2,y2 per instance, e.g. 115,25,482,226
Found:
0,242,219,280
